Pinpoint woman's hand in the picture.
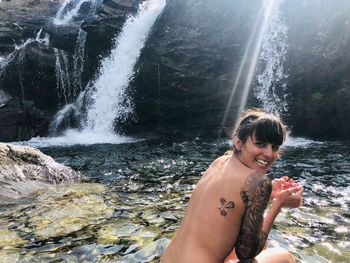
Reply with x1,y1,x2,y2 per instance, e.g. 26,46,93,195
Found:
271,176,302,199
271,176,303,208
275,186,303,208
272,185,303,209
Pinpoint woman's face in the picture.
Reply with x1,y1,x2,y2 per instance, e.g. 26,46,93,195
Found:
235,133,280,174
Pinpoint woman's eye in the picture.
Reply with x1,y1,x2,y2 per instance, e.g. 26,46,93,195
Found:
272,145,280,151
255,142,266,147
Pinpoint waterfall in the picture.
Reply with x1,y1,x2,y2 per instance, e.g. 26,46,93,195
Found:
53,0,103,25
89,0,104,16
54,29,87,104
28,0,166,147
54,48,72,105
72,29,87,96
83,0,166,134
221,0,287,131
50,29,87,132
255,0,288,114
49,91,85,133
0,29,50,100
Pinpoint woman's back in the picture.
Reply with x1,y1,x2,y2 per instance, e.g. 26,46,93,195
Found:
161,154,255,262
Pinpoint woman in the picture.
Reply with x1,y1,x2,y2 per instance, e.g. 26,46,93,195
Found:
161,108,303,263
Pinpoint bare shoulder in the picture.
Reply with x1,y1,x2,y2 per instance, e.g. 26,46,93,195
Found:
209,154,232,169
200,154,231,180
240,172,272,205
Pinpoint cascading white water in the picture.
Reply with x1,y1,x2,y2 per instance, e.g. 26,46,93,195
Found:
54,48,72,104
255,0,288,114
53,0,103,25
83,0,166,134
221,0,287,130
26,0,166,147
49,91,85,133
72,29,87,96
54,30,87,106
89,0,103,16
51,29,87,131
231,0,280,124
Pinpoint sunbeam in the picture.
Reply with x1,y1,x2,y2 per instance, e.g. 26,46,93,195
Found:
236,0,277,121
220,0,281,134
220,6,264,132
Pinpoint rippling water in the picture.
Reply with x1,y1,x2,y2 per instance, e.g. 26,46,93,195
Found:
0,138,349,262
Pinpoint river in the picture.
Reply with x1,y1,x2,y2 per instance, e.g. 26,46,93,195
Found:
0,137,349,262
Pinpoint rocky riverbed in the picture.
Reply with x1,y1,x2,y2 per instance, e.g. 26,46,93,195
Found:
0,138,349,262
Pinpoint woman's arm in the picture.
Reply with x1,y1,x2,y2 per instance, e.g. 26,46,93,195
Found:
235,173,302,262
235,172,272,261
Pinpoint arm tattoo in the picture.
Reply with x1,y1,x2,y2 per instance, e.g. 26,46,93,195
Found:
219,197,235,216
235,172,272,262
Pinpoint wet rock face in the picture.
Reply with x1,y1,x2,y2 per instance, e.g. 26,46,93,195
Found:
128,0,350,139
0,143,82,203
282,0,350,139
0,97,48,142
0,0,60,46
0,0,350,141
127,0,261,139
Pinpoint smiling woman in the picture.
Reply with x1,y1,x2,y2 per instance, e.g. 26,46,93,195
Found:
232,108,286,174
161,108,303,263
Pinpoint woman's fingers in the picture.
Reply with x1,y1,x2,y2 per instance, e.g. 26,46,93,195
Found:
278,187,303,208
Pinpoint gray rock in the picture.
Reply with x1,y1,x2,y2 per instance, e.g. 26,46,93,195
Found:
0,142,82,203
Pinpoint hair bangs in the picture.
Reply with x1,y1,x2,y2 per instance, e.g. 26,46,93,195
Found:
253,117,285,146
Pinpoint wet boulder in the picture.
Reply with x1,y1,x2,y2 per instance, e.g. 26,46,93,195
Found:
0,142,82,203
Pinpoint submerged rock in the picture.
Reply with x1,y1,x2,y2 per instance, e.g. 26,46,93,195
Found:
29,185,113,240
0,143,82,203
0,229,27,248
119,237,170,263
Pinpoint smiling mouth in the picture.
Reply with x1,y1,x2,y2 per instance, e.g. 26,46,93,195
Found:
256,159,268,167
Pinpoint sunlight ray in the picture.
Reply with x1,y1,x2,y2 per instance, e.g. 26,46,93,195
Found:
236,0,277,122
220,6,264,131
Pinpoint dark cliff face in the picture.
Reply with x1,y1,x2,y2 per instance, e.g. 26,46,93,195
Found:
0,0,350,141
129,0,350,139
128,0,262,139
282,0,350,139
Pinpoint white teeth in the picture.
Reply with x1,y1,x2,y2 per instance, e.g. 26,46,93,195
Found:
257,159,268,166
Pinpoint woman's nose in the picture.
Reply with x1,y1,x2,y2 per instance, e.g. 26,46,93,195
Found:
263,145,274,157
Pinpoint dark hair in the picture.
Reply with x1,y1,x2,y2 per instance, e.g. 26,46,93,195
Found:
232,108,287,154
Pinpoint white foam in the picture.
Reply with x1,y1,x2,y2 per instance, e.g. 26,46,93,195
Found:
284,137,323,147
15,129,139,148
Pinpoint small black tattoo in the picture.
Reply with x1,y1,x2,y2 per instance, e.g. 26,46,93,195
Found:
219,197,235,216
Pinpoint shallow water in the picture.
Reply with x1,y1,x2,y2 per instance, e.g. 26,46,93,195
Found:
0,138,349,262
